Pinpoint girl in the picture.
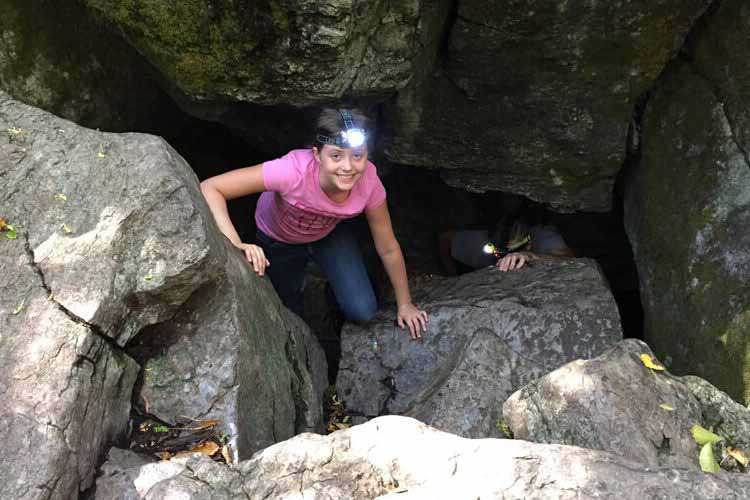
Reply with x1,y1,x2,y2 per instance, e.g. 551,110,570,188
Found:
200,108,428,338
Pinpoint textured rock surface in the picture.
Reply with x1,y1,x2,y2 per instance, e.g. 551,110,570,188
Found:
683,375,750,452
129,416,750,499
624,25,750,403
0,94,326,497
384,0,711,211
94,448,152,500
337,259,622,438
81,0,451,107
0,0,179,132
503,339,702,469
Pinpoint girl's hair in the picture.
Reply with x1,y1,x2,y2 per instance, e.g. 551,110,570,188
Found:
312,108,371,150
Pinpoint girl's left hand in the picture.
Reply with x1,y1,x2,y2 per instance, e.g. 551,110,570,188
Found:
397,303,428,339
496,251,533,272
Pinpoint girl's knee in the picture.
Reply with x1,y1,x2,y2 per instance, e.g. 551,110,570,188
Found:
343,296,377,323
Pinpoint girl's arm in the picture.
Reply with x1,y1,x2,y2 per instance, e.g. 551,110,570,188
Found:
365,202,428,338
200,164,270,274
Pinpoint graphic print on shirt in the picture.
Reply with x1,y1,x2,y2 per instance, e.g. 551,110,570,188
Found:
277,198,340,238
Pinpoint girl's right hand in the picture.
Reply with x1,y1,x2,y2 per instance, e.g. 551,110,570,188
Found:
233,242,270,276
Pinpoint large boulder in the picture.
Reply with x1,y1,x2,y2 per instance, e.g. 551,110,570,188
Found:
80,0,451,108
337,259,622,438
503,339,702,469
130,416,750,499
0,93,326,498
383,0,711,211
624,8,750,404
0,0,180,133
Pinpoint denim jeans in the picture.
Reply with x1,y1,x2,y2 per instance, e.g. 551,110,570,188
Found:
255,221,377,322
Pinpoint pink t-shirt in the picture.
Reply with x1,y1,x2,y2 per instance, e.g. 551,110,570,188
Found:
255,149,387,244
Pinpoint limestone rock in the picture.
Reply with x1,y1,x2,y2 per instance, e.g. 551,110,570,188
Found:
337,259,622,438
94,449,153,500
503,339,702,469
624,44,750,403
81,0,451,108
133,416,750,499
384,0,711,211
0,0,180,132
0,93,326,497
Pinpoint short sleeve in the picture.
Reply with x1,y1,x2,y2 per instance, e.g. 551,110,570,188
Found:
365,164,387,210
263,151,302,195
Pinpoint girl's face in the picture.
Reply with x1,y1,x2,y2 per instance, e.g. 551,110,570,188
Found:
314,144,368,196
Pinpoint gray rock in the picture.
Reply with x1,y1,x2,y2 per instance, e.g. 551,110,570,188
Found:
80,0,451,108
384,0,711,211
683,375,750,451
95,449,152,500
136,416,750,499
0,93,326,497
503,339,702,469
0,1,181,133
624,42,750,403
337,259,622,438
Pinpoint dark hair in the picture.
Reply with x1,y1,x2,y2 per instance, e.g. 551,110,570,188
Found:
312,108,371,150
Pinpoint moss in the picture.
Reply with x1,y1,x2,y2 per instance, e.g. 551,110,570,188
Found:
82,0,275,95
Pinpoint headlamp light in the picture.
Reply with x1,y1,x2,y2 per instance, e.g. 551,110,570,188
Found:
482,234,532,258
316,109,367,148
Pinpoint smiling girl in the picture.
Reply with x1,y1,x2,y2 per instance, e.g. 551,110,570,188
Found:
200,108,428,338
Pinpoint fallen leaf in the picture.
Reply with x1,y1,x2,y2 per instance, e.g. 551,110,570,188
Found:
0,218,5,229
62,223,73,234
12,300,25,314
189,441,220,456
157,451,171,461
699,442,721,473
659,403,674,411
691,425,724,446
7,127,26,136
54,193,67,201
144,274,153,281
334,423,350,430
640,353,665,371
153,425,169,433
221,444,233,464
97,144,106,158
48,292,54,300
728,447,749,467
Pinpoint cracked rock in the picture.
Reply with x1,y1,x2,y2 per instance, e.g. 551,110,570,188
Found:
337,259,622,438
132,416,750,499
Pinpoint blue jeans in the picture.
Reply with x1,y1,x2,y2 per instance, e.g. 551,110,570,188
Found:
255,221,378,322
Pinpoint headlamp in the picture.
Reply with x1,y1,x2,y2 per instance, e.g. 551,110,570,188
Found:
482,234,532,258
316,109,367,148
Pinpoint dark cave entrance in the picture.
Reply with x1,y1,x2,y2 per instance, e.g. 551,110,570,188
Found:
162,114,644,383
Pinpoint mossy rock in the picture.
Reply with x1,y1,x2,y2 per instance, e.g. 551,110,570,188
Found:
625,58,750,403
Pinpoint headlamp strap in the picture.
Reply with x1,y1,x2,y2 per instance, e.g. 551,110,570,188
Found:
340,109,354,131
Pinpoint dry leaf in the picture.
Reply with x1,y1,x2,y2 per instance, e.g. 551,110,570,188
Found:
0,218,6,229
659,403,674,411
221,444,233,465
189,441,220,456
62,223,73,234
334,423,350,430
640,353,665,371
54,193,67,201
12,300,25,314
728,447,749,467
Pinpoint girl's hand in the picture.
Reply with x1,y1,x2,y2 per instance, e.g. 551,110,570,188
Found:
397,303,428,339
233,242,270,276
496,251,532,272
